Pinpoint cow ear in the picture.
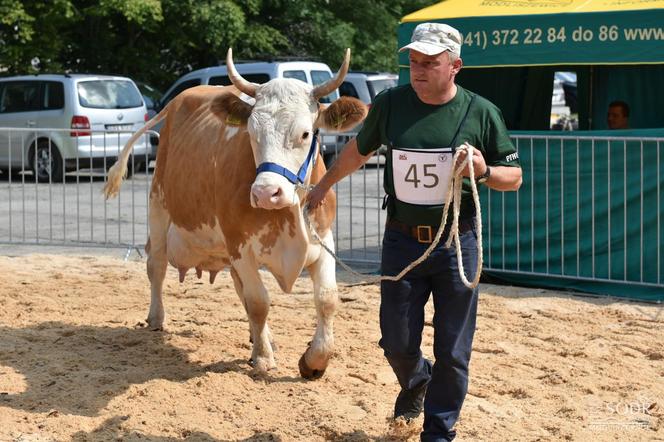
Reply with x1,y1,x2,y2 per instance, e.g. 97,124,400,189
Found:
317,97,367,132
210,92,253,126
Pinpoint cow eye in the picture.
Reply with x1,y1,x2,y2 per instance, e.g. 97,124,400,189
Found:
302,131,310,140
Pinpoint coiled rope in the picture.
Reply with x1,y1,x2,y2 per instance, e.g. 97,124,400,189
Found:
303,142,483,289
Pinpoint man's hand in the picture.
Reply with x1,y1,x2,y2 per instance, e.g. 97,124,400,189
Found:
305,184,329,210
455,143,487,178
305,138,373,211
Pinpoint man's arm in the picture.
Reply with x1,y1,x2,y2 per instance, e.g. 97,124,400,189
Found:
458,145,522,191
307,138,373,208
482,165,522,191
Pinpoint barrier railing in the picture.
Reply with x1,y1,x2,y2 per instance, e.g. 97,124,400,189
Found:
482,134,663,299
2,127,662,298
322,133,386,266
0,127,156,256
327,133,664,299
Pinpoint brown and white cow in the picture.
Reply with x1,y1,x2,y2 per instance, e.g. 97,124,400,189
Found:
103,49,367,378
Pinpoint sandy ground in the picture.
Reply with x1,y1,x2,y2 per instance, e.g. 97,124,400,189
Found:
0,254,662,442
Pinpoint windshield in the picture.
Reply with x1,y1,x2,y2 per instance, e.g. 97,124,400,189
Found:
78,80,143,109
283,70,307,82
368,78,397,99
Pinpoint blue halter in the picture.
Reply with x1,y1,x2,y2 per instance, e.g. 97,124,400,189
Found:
255,129,319,185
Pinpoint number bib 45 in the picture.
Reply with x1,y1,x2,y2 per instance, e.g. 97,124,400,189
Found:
392,147,454,205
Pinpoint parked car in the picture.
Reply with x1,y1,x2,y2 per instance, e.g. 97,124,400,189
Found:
550,71,578,130
339,71,398,106
135,81,163,164
153,60,342,164
0,74,149,181
155,60,340,111
326,71,398,164
136,81,163,118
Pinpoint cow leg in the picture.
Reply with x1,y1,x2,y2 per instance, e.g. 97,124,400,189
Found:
300,230,338,379
230,267,277,352
145,196,171,330
231,260,276,372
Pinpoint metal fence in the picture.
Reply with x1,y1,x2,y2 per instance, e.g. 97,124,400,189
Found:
1,127,662,296
0,127,155,257
322,133,385,266
324,133,664,297
0,127,381,261
483,134,663,298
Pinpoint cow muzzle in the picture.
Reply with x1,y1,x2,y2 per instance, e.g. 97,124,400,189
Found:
250,183,294,209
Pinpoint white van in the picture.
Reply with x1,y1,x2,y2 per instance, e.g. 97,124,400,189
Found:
153,60,343,158
156,60,340,110
0,74,149,181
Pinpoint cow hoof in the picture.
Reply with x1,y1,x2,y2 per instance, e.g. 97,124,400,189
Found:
145,318,163,331
298,354,326,380
249,356,275,373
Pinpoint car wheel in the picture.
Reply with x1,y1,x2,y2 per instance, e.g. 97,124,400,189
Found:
134,160,147,173
31,141,64,182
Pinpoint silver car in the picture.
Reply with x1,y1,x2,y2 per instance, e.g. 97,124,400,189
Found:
325,71,398,165
0,74,149,182
339,71,398,106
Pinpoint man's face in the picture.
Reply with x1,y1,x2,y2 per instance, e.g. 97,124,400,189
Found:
607,105,629,129
409,50,461,101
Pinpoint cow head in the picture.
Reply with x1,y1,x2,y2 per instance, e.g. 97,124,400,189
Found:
216,48,367,210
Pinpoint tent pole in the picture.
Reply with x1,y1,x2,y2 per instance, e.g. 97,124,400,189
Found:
588,66,594,129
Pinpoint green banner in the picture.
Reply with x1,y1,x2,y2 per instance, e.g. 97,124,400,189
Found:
398,10,664,68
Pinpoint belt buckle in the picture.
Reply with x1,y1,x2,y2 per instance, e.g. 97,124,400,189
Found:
416,225,433,244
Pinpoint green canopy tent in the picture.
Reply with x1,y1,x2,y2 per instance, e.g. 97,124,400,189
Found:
399,0,664,130
398,1,664,301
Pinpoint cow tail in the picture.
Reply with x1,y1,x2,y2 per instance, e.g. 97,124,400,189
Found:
103,107,169,199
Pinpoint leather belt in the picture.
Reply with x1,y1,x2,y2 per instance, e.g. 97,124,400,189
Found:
385,218,473,244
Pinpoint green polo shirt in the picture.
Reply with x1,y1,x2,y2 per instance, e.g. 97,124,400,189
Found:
357,84,520,226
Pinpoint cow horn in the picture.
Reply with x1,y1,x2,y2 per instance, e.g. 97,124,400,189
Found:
312,48,350,100
226,48,257,97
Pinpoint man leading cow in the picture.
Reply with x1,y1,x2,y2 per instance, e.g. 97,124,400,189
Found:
307,23,522,441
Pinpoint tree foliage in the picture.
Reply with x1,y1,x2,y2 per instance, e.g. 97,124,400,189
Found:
0,0,430,90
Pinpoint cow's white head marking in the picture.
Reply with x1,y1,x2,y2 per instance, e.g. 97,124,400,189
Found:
221,48,368,210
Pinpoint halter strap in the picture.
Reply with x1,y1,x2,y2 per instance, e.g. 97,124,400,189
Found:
255,129,319,184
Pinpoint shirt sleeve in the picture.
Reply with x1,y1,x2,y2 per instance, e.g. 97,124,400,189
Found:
356,89,389,155
483,103,521,168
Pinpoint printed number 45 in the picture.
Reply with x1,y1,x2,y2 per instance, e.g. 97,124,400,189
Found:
405,163,439,188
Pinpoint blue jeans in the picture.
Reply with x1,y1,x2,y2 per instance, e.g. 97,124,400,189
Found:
379,222,479,442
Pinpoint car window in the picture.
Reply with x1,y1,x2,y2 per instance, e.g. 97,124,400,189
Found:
0,81,41,113
136,82,162,101
209,73,270,86
161,78,202,107
283,70,307,83
43,81,64,110
339,81,359,99
78,80,143,109
311,70,338,104
367,78,397,99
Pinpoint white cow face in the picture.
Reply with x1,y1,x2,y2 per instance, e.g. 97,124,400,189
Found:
248,79,320,210
221,48,368,210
